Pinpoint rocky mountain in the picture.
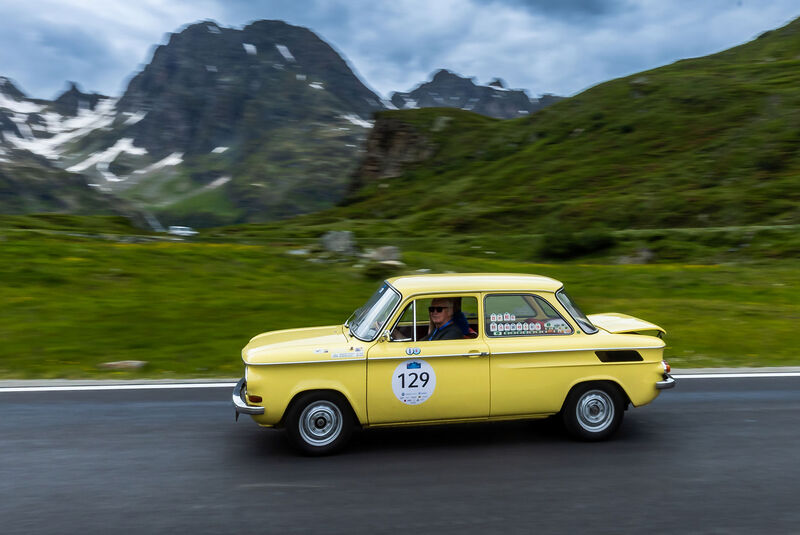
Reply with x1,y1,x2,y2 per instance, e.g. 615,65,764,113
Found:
390,69,562,119
51,82,108,117
0,21,386,227
0,20,562,227
116,20,382,156
0,78,136,217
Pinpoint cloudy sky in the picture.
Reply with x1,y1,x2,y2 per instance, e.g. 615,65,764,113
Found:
1,0,799,101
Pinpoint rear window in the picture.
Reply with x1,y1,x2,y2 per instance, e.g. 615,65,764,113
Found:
484,294,573,337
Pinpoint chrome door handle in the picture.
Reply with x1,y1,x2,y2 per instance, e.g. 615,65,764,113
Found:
468,351,489,358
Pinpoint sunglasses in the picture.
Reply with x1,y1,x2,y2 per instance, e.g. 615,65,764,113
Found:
428,306,450,313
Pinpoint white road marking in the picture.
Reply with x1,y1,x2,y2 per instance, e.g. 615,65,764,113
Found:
0,382,236,393
674,372,800,379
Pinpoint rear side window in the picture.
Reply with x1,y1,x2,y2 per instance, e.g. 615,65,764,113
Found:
484,294,573,337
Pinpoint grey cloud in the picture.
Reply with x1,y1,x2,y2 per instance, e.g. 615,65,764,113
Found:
473,0,630,21
0,23,119,98
1,0,799,101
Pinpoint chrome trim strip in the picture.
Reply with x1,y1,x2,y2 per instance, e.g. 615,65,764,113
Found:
369,352,484,361
656,374,676,390
244,346,661,365
413,300,417,342
232,378,265,415
491,345,663,356
243,357,366,366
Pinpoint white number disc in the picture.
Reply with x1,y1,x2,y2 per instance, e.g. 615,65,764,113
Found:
392,359,436,405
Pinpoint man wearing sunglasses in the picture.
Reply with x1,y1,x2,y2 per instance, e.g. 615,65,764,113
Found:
426,298,463,341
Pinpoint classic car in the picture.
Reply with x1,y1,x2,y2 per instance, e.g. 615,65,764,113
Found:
233,273,674,455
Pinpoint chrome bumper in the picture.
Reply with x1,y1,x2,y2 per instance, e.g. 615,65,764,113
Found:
656,373,676,390
232,378,265,416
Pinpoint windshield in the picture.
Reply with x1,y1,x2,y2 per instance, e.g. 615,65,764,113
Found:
556,289,598,334
349,282,401,341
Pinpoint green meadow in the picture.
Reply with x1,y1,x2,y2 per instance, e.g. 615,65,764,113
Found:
0,216,797,378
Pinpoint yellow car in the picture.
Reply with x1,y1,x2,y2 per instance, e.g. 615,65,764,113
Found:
233,273,674,454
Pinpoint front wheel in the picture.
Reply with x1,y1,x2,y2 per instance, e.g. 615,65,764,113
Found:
562,383,624,441
285,392,354,455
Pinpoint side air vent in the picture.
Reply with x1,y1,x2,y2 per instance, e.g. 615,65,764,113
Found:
595,350,643,363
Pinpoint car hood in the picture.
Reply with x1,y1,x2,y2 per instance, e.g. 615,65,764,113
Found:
587,313,666,335
243,325,363,364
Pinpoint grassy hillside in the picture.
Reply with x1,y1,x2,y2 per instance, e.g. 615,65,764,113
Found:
316,18,800,241
0,215,798,378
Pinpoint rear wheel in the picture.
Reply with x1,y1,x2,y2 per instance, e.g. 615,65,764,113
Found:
285,392,353,455
562,383,624,441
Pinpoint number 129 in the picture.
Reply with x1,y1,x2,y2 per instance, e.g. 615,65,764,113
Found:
397,371,430,388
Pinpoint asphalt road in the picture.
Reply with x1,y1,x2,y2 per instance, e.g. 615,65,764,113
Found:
1,376,799,534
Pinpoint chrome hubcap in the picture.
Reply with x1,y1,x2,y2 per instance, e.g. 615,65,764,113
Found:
576,390,614,432
299,401,342,446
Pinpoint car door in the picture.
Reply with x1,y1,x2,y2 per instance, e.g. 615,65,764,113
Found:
484,292,580,416
366,294,490,425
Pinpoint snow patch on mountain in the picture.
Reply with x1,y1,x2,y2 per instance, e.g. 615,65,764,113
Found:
243,43,257,55
203,176,230,190
5,98,117,159
276,44,295,62
96,162,124,183
0,92,43,114
67,138,147,173
340,114,373,128
123,111,147,126
133,152,183,175
12,120,34,140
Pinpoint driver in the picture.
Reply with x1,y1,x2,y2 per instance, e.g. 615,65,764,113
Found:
425,298,463,341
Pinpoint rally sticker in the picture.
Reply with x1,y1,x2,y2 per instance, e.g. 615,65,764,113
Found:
392,359,436,405
331,347,364,358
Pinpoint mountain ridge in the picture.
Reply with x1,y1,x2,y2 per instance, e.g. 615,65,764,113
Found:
390,69,562,119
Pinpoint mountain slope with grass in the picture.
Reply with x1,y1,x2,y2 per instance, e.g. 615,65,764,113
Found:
332,17,800,245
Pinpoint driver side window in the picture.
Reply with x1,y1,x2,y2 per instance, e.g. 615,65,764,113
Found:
390,296,479,342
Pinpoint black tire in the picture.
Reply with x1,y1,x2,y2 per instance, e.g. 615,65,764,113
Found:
284,391,354,456
561,382,624,441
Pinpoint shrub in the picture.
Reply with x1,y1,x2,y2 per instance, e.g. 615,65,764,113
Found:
538,226,616,259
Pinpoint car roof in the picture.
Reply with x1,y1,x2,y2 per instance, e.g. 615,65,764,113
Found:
386,273,563,295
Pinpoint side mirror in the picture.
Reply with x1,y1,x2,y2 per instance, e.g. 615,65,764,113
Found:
380,330,392,342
